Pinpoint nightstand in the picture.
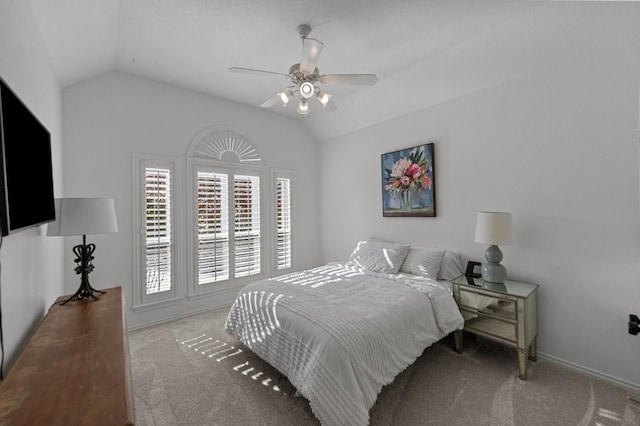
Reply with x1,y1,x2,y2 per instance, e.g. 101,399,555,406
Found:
452,275,538,380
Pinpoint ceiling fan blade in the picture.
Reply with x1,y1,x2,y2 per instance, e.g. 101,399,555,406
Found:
320,74,378,85
260,94,280,108
300,38,324,74
229,67,290,79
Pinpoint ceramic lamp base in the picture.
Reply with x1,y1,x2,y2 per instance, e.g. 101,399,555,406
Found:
482,244,507,283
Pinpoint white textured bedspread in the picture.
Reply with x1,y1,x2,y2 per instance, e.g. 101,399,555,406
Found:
224,263,464,426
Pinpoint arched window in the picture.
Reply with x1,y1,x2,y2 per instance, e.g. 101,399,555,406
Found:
132,127,293,309
187,128,268,296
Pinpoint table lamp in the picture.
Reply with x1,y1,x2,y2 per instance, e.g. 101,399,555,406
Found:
475,211,512,284
47,198,118,304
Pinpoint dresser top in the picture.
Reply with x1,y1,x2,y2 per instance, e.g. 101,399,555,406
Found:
0,287,134,425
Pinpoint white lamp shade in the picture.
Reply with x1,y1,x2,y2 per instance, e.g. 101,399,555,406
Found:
316,89,332,106
299,81,315,99
297,99,310,115
47,198,118,236
278,90,293,107
475,211,512,245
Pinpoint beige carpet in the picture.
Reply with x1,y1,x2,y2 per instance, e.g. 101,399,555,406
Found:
129,306,640,426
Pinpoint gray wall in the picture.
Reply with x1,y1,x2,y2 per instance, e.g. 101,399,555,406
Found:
319,51,640,388
62,71,321,327
0,0,65,370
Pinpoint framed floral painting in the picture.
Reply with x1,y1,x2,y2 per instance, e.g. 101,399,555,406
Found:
381,143,436,217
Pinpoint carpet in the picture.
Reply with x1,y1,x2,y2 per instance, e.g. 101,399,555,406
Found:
129,306,640,426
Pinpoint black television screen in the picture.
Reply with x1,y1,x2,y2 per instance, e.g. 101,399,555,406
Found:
0,77,55,236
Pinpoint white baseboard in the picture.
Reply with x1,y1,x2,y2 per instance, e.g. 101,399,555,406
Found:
127,304,231,332
538,351,640,393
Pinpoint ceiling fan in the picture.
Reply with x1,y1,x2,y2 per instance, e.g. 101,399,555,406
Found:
229,24,378,116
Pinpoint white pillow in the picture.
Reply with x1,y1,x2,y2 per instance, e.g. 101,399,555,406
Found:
399,247,445,279
438,250,464,281
349,240,410,274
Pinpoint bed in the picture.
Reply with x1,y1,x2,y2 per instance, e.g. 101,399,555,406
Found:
225,240,465,426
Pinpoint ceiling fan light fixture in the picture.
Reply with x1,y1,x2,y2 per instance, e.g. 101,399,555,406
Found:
278,89,294,107
297,99,310,115
230,24,377,115
316,89,332,107
299,81,315,99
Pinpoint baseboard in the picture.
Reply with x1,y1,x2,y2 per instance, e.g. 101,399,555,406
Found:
538,351,640,393
127,304,231,332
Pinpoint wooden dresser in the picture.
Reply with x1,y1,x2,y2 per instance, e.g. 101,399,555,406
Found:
0,287,134,425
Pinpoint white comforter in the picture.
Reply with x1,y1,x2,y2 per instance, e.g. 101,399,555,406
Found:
224,262,464,426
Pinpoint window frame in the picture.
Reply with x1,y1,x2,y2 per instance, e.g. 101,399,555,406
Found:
187,158,268,298
132,154,183,310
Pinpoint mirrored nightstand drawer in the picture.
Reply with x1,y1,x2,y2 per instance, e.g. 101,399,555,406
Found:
457,288,516,320
462,313,516,343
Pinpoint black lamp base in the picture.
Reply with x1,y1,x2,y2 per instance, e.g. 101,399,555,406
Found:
59,236,106,305
59,280,106,305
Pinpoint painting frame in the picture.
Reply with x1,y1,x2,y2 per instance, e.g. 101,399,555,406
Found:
381,143,436,217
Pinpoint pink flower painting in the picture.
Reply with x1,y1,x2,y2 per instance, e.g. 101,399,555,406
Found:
382,143,436,217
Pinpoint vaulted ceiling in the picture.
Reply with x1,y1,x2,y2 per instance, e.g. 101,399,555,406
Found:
28,0,640,141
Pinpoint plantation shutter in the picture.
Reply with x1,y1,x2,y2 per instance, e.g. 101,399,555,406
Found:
197,171,229,284
145,167,172,295
276,177,291,270
234,175,261,278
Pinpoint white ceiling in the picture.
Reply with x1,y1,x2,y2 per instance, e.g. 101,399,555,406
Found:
27,0,640,141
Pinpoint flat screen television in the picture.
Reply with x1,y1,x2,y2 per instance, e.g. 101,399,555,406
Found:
0,77,55,236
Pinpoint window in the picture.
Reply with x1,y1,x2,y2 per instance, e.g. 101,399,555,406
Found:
134,131,295,309
145,167,172,295
132,155,180,309
190,163,264,294
197,171,230,284
275,177,291,271
233,175,261,277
